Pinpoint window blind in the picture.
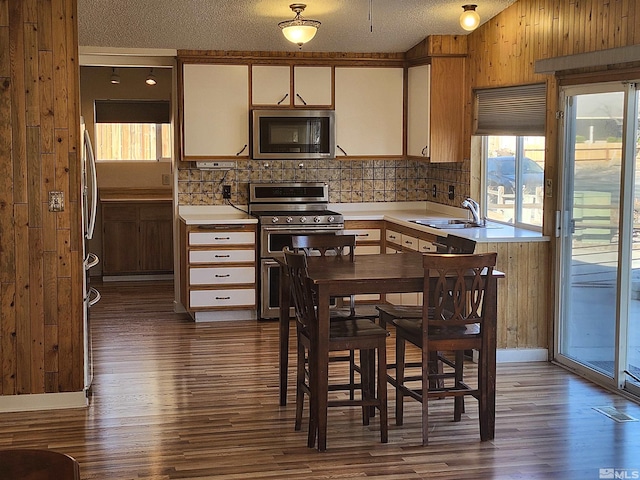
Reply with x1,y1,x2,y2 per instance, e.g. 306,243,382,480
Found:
474,83,546,136
94,100,170,124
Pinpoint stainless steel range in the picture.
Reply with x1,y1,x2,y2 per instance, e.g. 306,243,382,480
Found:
249,182,344,319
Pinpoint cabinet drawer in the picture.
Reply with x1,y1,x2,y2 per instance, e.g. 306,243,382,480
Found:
385,230,401,244
190,289,255,308
343,228,381,242
190,266,255,285
401,234,419,251
189,231,254,246
189,249,255,264
356,245,380,255
419,239,437,253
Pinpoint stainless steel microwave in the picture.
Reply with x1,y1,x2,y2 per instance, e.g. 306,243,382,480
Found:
252,109,335,159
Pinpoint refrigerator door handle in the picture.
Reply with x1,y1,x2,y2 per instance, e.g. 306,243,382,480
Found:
88,287,101,307
84,252,99,270
84,128,98,240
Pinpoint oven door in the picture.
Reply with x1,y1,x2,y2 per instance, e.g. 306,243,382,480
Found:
260,258,290,320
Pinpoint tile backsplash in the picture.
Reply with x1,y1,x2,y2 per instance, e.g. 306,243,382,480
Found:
178,158,470,207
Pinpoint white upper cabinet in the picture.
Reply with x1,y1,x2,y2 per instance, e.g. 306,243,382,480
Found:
251,65,291,106
251,65,332,107
407,64,431,158
293,66,332,106
334,67,404,157
182,64,249,158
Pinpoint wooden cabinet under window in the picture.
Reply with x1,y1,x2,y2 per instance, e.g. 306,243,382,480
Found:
102,201,173,276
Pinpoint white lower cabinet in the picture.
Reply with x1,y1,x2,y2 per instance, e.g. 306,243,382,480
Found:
180,221,257,320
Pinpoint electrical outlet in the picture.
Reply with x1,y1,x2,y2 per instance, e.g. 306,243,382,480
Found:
161,174,170,185
448,185,455,200
222,185,231,199
432,184,437,198
48,191,64,212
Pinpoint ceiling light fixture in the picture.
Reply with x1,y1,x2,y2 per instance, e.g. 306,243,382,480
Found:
110,67,120,85
460,4,480,31
278,3,320,48
145,68,157,86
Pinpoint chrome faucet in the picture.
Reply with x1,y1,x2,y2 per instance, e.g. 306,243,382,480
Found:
461,198,483,225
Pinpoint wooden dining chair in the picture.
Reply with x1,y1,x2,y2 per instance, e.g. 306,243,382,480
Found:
291,234,379,318
376,234,477,391
376,234,477,329
0,448,81,479
391,252,497,445
283,248,390,450
291,234,379,401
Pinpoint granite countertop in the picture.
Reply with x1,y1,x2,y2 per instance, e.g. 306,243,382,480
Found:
178,202,548,242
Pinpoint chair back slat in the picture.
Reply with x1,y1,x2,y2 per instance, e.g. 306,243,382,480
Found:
291,234,356,261
422,253,497,331
434,234,476,254
283,248,317,331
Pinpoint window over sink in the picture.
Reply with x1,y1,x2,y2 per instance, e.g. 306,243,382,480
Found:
482,135,545,228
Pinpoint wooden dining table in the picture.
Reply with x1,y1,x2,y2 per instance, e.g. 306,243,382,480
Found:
278,251,502,451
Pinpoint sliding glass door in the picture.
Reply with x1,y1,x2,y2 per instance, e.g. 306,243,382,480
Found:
557,82,640,396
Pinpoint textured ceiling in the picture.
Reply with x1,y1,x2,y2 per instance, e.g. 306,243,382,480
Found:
78,0,516,54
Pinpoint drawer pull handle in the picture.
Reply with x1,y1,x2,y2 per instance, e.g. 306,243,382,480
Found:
389,235,396,239
216,296,231,300
215,274,231,278
356,233,369,237
215,255,231,258
405,240,413,245
215,236,231,240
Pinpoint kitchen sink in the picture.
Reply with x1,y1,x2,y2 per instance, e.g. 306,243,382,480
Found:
409,219,486,229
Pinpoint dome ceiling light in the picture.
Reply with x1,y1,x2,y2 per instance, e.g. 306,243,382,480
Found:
460,4,480,31
278,3,321,48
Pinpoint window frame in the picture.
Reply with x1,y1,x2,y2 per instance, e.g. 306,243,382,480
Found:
481,135,545,231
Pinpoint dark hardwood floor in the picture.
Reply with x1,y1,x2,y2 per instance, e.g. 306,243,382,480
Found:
1,280,639,479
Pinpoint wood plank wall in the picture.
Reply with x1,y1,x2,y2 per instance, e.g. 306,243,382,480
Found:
466,0,640,355
0,0,83,396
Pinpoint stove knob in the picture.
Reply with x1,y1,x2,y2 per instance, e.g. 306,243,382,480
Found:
271,216,279,223
327,216,335,223
286,217,293,223
313,216,321,223
299,216,307,223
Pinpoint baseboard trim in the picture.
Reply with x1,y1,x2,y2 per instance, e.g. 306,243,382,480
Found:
0,391,87,413
193,310,257,322
497,348,549,363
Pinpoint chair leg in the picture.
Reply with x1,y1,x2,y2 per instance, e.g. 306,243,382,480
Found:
454,350,465,421
395,334,406,426
360,349,371,426
377,341,388,443
422,345,430,446
307,346,317,449
295,340,306,431
349,350,356,401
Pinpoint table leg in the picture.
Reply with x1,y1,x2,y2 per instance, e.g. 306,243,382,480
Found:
279,263,291,407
